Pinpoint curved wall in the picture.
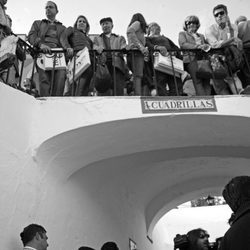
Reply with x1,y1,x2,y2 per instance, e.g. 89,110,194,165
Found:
1,84,250,250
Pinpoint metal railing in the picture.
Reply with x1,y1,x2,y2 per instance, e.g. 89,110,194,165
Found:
1,38,250,97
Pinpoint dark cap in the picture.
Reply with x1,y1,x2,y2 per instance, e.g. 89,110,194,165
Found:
100,17,113,25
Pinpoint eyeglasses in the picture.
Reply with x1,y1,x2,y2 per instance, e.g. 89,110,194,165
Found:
186,21,198,26
214,11,225,17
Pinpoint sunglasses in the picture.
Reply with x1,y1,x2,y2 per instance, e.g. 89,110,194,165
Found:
214,11,225,17
186,21,198,26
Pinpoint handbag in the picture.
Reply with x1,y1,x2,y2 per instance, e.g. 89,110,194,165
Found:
37,48,66,71
94,63,112,93
0,35,18,71
154,52,184,77
67,47,91,84
209,54,228,79
196,60,213,79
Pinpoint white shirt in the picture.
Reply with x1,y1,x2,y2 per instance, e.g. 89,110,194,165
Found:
205,23,238,48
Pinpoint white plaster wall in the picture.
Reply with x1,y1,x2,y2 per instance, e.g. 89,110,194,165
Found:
0,84,152,250
1,84,250,250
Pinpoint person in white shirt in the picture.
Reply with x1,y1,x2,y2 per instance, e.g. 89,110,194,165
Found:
205,4,243,95
20,224,49,250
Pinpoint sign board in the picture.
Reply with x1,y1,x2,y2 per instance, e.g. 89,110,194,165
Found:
141,96,217,113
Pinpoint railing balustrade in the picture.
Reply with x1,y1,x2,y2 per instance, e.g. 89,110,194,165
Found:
1,37,250,97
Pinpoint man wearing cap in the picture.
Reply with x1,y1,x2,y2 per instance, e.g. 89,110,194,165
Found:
93,17,127,95
28,1,69,97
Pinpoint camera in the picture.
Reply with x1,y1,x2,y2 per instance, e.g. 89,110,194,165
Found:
174,234,220,250
173,234,189,250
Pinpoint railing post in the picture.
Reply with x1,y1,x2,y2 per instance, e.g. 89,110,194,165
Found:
71,52,77,96
49,52,57,96
169,52,179,96
150,50,158,95
112,51,117,96
18,44,26,89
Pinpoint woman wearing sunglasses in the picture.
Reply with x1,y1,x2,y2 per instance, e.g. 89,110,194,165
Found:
178,15,212,96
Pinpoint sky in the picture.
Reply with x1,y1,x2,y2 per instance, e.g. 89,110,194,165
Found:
153,204,232,250
7,0,250,44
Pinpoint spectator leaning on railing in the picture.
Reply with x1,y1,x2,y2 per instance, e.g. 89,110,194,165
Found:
146,22,183,96
93,17,127,96
64,15,93,96
220,176,250,250
127,13,148,96
179,15,212,96
28,1,68,97
205,4,244,95
0,0,11,34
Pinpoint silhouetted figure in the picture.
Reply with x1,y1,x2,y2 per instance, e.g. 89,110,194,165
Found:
220,176,250,250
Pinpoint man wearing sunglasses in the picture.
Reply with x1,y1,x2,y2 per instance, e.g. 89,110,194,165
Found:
205,4,244,95
205,4,241,49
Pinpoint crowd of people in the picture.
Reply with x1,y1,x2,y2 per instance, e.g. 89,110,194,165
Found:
19,176,250,250
1,1,250,97
20,224,119,250
173,176,250,250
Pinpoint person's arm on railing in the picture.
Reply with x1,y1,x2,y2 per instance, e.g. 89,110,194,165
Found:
205,24,240,49
61,26,74,58
28,20,52,54
93,36,105,54
127,21,148,56
27,20,43,50
178,31,200,49
118,35,127,50
145,37,168,56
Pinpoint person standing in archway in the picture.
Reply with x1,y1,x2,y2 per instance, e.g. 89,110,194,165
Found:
220,176,250,250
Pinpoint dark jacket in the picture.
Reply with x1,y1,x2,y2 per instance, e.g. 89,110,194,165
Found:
28,19,68,50
93,33,127,74
178,31,207,63
220,201,250,250
146,35,182,59
64,27,93,52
